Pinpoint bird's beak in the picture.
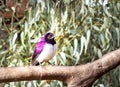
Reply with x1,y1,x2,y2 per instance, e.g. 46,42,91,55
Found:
50,36,55,39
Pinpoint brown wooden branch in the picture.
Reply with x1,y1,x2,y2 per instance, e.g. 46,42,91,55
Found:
0,49,120,87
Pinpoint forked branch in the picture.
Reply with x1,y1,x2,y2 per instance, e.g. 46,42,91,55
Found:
0,49,120,87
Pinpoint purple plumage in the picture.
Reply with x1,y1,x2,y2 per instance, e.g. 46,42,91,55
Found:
32,32,57,66
32,38,45,65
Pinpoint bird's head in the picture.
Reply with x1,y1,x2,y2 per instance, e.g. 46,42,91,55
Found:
44,32,56,45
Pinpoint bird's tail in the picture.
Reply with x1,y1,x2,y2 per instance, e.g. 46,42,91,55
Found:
31,60,40,66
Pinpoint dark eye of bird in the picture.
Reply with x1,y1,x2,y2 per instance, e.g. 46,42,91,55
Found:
48,34,53,39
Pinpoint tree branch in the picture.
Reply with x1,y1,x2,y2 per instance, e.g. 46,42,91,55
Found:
0,49,120,87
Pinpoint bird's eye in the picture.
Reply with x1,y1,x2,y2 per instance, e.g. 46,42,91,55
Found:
48,35,51,39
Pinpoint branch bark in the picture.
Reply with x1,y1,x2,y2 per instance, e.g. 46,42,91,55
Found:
0,49,120,87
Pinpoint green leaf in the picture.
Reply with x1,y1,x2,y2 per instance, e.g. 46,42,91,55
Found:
12,33,17,45
21,32,25,47
93,25,101,32
98,49,102,58
73,38,78,55
85,30,91,53
115,28,120,46
76,36,86,64
60,52,66,65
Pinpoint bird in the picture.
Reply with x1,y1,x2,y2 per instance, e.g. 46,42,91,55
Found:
31,32,57,66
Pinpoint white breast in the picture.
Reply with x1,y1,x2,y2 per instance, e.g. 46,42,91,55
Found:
36,44,57,63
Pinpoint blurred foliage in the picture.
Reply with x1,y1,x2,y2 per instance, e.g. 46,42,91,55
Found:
0,0,120,87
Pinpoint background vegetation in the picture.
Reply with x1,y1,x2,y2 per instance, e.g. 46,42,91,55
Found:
0,0,120,87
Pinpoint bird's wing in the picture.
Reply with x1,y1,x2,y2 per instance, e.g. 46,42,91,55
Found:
31,41,45,65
